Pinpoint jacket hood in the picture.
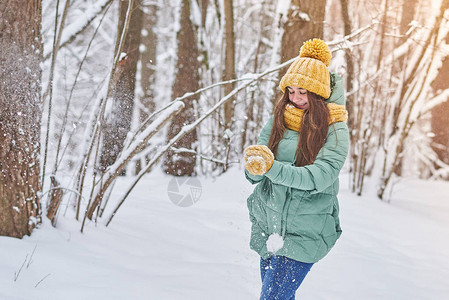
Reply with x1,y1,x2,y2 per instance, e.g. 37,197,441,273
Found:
326,73,345,106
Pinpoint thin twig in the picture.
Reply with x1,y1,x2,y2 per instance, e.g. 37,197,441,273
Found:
26,245,38,269
14,255,28,282
35,274,51,288
170,147,240,165
41,0,61,190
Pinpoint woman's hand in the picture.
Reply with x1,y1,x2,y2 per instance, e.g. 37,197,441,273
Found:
244,145,274,175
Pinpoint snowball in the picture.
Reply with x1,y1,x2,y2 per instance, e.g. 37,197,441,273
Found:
266,233,284,253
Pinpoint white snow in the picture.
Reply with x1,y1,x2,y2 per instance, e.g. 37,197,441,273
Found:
297,12,310,22
1,168,449,299
276,0,291,16
266,233,284,254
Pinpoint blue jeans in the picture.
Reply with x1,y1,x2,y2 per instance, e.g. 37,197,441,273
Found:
260,255,313,300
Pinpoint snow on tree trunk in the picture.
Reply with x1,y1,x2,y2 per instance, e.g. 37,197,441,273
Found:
0,0,43,238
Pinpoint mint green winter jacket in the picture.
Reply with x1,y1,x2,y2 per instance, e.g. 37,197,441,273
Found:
245,74,349,263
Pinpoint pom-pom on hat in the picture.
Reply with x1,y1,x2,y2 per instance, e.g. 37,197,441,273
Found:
279,38,332,99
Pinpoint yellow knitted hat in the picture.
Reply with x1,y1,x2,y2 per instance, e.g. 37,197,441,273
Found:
279,38,332,99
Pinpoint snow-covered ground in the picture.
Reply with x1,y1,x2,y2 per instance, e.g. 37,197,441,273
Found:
1,167,448,299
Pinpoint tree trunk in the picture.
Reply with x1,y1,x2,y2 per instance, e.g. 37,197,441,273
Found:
275,0,326,103
391,0,420,138
139,3,158,121
100,0,143,171
399,0,418,40
431,35,449,175
0,0,43,238
200,0,209,28
339,0,354,129
163,0,200,176
390,0,419,176
136,2,158,174
339,0,358,191
394,0,418,73
223,0,236,128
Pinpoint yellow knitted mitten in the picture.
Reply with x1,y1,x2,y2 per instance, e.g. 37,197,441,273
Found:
244,145,274,175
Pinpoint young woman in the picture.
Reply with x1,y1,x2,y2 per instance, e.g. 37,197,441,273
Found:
244,39,349,299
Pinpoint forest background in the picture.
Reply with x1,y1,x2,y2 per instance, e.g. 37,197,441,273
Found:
1,0,448,238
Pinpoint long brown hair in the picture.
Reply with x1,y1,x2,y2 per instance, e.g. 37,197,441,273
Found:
267,90,329,167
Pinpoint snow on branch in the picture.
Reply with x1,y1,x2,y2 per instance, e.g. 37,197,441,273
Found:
130,75,260,145
44,0,113,60
420,88,449,116
328,19,380,47
84,101,185,221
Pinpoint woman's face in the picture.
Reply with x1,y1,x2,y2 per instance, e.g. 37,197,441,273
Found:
287,86,309,110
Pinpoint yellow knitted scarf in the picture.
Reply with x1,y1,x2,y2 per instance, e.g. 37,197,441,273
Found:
284,102,348,132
